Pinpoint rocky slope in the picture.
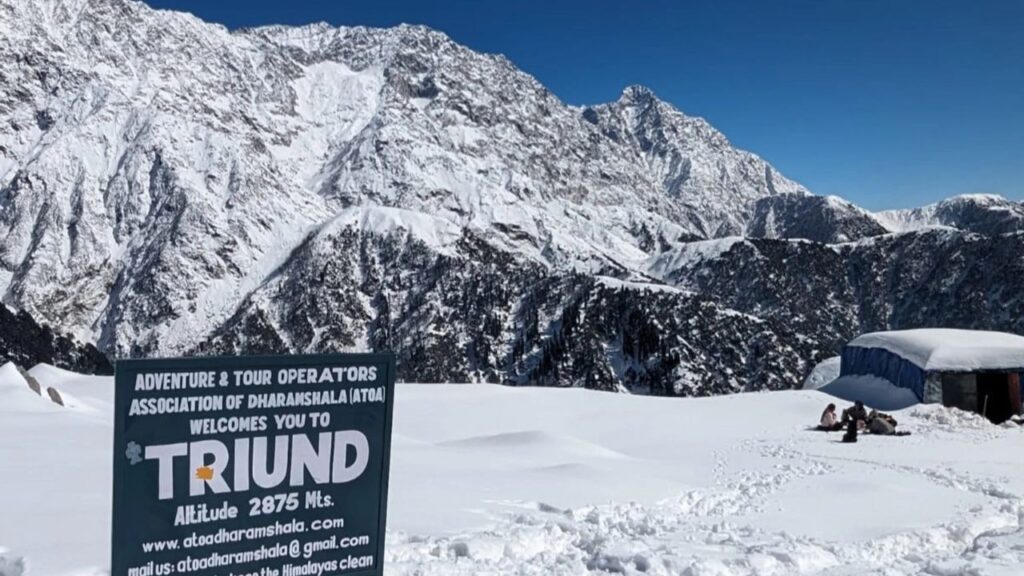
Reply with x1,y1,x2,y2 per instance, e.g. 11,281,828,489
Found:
647,229,1024,357
0,304,112,373
197,208,814,393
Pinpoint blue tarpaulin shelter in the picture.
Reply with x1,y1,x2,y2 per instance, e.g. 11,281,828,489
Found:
838,329,1024,422
840,345,928,400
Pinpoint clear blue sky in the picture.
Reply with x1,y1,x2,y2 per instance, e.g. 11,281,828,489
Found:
145,0,1023,210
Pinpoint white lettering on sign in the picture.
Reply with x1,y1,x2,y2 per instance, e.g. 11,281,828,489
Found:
134,372,218,391
276,366,378,385
144,431,371,500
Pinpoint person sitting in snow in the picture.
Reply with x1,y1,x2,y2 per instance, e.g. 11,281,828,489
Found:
841,401,869,429
818,403,843,431
866,410,895,435
867,411,906,436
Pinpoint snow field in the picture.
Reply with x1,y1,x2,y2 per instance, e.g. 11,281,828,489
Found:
385,386,1024,575
0,373,1022,575
386,420,1023,575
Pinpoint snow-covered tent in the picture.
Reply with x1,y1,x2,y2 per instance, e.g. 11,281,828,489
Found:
840,329,1024,423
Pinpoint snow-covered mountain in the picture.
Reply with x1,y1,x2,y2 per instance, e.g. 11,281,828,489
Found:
583,85,809,237
747,193,887,243
1,0,1021,393
193,215,813,394
874,194,1024,235
0,0,816,355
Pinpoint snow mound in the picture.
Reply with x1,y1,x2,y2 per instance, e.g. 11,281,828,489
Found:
0,362,55,413
0,362,30,390
848,329,1024,371
908,404,999,432
28,363,114,414
0,550,25,576
818,374,921,411
0,361,115,415
802,356,840,390
0,362,109,414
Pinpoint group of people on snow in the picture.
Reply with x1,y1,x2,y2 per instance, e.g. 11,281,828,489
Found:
818,401,906,441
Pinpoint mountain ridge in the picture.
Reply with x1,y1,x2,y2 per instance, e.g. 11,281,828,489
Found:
1,0,1021,393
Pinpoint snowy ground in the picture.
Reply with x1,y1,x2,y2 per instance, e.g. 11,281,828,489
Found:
1,366,1023,576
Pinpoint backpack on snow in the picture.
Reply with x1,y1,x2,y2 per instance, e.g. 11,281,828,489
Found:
841,420,858,443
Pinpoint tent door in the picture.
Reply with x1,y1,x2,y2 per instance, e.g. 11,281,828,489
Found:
977,373,1016,424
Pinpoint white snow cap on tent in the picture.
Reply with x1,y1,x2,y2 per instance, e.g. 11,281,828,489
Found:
848,328,1024,372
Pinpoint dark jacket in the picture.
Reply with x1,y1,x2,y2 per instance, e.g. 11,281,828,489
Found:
842,404,868,423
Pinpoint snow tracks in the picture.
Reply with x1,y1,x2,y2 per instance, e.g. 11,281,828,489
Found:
385,416,1024,575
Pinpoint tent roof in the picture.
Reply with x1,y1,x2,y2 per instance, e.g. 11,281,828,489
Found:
847,329,1024,372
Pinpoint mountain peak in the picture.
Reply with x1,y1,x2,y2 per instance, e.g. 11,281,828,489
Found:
619,84,659,105
941,193,1010,206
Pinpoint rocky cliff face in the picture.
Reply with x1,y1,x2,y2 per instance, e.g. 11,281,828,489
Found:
0,0,1020,392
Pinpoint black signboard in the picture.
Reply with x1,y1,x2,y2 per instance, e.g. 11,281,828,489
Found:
111,354,396,576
